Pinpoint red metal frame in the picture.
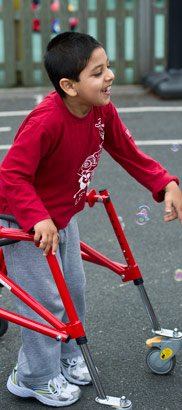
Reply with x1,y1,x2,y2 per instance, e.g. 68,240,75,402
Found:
0,189,142,343
83,189,142,282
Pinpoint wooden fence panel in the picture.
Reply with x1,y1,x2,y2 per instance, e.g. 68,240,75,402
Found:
0,0,16,86
138,0,168,77
0,0,169,87
152,0,168,72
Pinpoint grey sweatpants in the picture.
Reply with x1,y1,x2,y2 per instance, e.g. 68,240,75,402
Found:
2,215,86,383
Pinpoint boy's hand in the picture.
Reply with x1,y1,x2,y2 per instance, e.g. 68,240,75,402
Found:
34,219,60,256
163,181,182,228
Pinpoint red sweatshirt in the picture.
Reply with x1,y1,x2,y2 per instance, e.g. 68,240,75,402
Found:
0,91,178,231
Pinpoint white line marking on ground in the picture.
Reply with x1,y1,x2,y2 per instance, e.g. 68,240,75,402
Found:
0,127,11,132
0,140,181,151
0,107,181,150
0,106,182,117
0,145,12,150
0,111,30,117
117,106,182,113
135,139,182,146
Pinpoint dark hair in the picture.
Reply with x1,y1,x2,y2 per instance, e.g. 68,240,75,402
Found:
44,31,103,97
44,32,103,98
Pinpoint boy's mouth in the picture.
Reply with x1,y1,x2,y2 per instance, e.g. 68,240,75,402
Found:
102,85,112,95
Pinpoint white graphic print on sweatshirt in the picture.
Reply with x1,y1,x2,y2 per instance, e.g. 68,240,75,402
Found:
73,118,105,205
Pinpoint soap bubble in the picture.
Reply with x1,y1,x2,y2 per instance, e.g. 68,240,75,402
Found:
118,215,125,230
174,269,182,282
135,205,150,226
171,144,179,152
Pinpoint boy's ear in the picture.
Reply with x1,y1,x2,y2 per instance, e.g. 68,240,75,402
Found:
59,78,77,97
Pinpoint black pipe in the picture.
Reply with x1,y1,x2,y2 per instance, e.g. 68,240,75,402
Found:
168,0,182,69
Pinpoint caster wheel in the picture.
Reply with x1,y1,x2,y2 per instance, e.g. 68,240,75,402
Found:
0,318,8,336
146,347,176,375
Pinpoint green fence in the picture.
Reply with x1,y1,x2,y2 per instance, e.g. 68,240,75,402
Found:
0,0,168,87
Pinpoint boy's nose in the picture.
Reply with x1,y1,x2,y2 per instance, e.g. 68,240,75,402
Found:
106,69,115,81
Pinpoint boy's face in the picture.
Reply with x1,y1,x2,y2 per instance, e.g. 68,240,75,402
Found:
74,47,115,114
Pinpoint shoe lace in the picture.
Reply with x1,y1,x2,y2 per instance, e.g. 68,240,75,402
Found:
48,373,67,396
67,355,83,367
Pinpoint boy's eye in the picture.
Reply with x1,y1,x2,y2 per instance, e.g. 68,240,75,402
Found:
94,71,102,77
93,63,110,77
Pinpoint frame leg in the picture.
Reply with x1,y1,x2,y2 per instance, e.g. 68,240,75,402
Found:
77,338,106,400
136,282,161,331
78,339,132,409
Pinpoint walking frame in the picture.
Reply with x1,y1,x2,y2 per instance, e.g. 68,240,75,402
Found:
0,189,181,409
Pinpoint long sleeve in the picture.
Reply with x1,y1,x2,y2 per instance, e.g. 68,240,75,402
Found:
104,104,179,202
0,92,109,232
0,120,51,231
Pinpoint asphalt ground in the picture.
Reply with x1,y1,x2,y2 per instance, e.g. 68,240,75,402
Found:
0,85,182,410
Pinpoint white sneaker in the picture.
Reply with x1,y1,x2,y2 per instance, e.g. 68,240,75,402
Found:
61,355,92,386
7,364,81,407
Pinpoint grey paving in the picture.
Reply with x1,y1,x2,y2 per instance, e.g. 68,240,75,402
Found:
0,85,182,410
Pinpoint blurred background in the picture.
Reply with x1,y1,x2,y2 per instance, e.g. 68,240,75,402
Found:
0,0,171,88
1,3,182,409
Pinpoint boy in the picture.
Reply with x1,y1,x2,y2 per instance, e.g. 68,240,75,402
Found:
0,32,182,407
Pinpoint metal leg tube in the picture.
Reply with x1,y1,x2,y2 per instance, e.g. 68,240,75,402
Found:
80,343,106,400
79,341,132,408
137,283,161,331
